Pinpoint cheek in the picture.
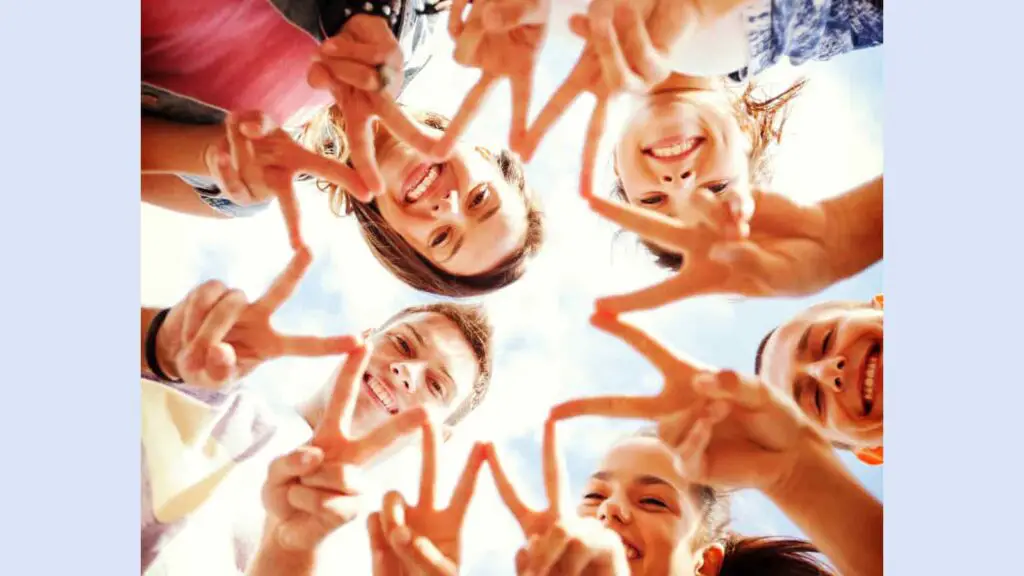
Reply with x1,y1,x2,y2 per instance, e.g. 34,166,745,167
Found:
376,201,430,244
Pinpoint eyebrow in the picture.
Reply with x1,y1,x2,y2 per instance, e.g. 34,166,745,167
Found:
439,194,502,264
797,325,812,356
407,324,456,398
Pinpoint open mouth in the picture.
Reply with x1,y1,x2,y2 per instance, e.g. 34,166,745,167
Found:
363,373,398,415
402,163,442,204
619,536,642,561
642,136,704,162
860,343,881,416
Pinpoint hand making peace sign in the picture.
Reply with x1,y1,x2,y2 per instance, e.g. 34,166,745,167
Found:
368,419,489,575
309,15,442,198
432,0,552,156
551,313,830,494
486,419,630,575
513,0,694,196
261,344,431,550
208,111,371,248
587,191,837,315
153,247,361,389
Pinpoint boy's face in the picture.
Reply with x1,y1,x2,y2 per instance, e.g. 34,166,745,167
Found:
342,311,480,439
760,301,884,449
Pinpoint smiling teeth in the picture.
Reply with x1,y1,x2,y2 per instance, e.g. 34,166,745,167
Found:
406,165,439,203
650,143,686,158
366,377,397,414
863,355,878,405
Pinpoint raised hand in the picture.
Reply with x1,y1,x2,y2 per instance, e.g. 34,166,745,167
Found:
368,419,488,575
550,314,825,492
208,111,368,249
486,419,630,575
587,191,836,315
155,247,361,389
309,15,441,198
550,311,716,421
514,0,692,197
661,369,828,493
433,0,552,156
261,345,430,550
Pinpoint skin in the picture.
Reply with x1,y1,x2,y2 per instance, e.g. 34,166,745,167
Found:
760,301,884,449
305,311,480,439
614,75,752,229
577,437,705,576
373,125,529,276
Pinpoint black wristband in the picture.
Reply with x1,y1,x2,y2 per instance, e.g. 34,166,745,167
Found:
146,308,182,383
342,0,402,28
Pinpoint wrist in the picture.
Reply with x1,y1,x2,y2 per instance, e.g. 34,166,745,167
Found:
763,438,838,504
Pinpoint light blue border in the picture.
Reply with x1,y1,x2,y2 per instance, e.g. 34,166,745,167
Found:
0,2,140,572
884,1,1024,574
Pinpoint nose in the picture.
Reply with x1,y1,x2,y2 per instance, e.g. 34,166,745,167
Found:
597,496,631,526
389,361,427,394
807,357,847,392
430,189,459,216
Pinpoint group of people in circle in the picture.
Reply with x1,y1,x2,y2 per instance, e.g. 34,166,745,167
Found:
140,0,884,574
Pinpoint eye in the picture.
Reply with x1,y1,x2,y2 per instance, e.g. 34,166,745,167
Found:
583,492,606,502
821,328,834,356
707,181,730,194
469,185,490,208
428,378,445,399
639,193,666,206
813,384,823,416
430,228,451,248
640,497,668,508
393,335,413,357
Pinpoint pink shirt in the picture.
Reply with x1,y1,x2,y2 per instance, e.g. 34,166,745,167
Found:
142,0,332,125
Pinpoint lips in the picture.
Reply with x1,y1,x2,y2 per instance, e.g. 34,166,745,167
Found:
401,163,441,204
641,136,704,162
617,535,642,561
363,373,398,415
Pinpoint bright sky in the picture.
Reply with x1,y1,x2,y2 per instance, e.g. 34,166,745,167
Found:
141,15,883,576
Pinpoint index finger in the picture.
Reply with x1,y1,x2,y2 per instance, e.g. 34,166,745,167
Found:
269,176,304,250
313,343,373,443
579,98,608,199
290,147,370,202
485,446,534,527
253,245,312,316
517,59,590,160
345,107,386,197
549,394,665,421
418,416,441,510
587,194,701,251
373,96,444,160
431,74,498,159
541,418,568,513
589,311,683,376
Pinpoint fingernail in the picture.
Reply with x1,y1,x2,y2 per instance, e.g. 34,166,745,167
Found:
321,41,339,55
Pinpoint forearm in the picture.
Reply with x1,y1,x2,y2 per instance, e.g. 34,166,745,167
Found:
142,174,230,219
766,446,883,576
142,117,222,175
819,175,884,282
247,521,318,576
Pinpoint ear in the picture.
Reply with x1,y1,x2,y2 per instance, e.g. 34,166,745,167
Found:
872,294,884,310
696,542,726,576
475,146,494,162
855,446,884,466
